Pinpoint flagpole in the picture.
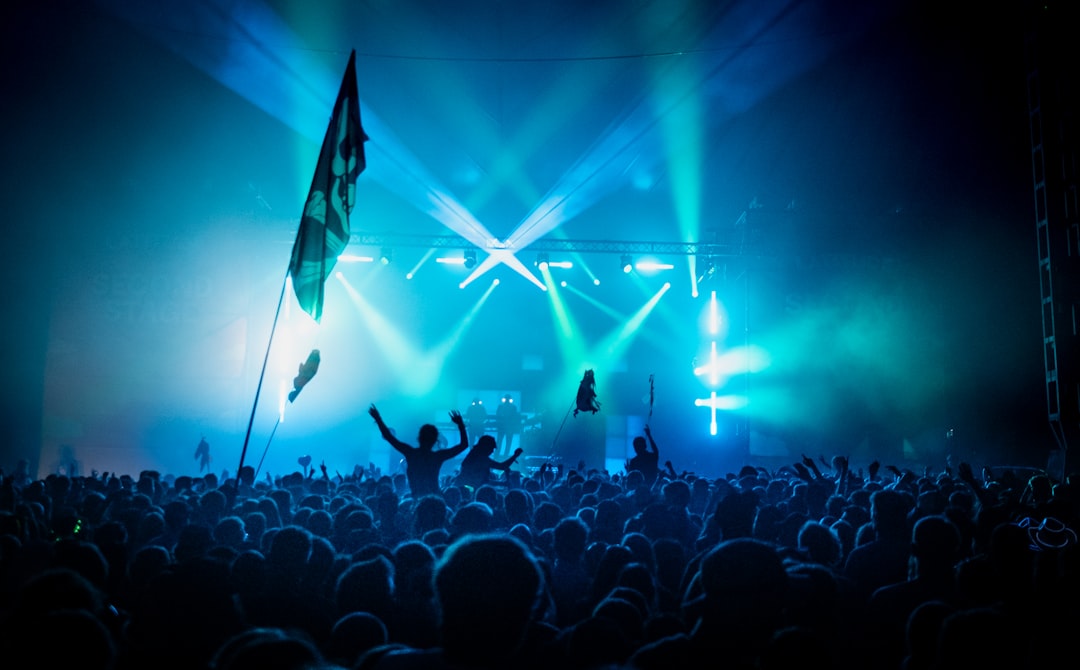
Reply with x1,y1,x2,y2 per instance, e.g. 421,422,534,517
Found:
254,416,283,480
237,273,289,479
233,49,365,490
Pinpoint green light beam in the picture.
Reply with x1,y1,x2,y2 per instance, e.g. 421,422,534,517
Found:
588,282,670,389
429,278,499,361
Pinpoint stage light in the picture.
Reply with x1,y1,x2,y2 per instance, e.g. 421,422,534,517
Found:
635,260,674,271
548,260,573,269
536,253,549,270
464,249,477,269
339,254,374,263
621,255,633,273
379,248,393,265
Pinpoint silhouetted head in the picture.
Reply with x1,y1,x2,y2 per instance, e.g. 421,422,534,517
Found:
435,534,543,664
329,612,388,666
632,436,647,454
336,555,395,619
477,434,497,454
912,514,961,568
418,424,439,448
870,489,912,537
700,538,787,618
212,628,323,670
450,502,494,538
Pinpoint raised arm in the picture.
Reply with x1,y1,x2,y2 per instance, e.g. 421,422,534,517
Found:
664,460,677,480
443,410,470,458
369,404,410,455
645,425,659,457
957,461,994,510
495,447,524,471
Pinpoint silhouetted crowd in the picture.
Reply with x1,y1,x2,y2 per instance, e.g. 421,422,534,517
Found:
1,436,1077,670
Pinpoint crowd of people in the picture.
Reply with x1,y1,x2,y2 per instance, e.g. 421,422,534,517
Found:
1,407,1077,670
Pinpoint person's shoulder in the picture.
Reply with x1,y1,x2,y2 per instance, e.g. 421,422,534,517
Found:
629,631,693,669
362,646,445,670
841,542,873,571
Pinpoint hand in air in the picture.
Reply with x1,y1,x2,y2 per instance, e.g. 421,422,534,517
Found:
449,410,464,426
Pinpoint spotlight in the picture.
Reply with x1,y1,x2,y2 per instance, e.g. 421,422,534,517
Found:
636,260,674,271
535,253,549,270
464,249,477,268
379,248,393,265
621,255,633,273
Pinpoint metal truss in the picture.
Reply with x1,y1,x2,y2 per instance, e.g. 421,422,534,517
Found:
348,232,754,257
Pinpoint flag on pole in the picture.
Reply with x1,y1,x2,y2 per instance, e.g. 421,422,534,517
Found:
289,50,367,322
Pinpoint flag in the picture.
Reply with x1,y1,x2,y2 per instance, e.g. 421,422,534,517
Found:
288,349,321,402
289,50,367,322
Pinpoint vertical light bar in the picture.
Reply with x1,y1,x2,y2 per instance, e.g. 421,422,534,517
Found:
694,392,720,436
709,290,719,335
709,341,719,387
709,391,718,435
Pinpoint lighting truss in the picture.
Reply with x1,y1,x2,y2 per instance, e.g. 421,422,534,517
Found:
346,232,754,258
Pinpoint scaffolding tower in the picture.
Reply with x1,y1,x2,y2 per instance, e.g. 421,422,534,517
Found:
1027,2,1079,478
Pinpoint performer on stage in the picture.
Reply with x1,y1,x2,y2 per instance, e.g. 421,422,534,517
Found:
465,397,489,444
495,394,523,458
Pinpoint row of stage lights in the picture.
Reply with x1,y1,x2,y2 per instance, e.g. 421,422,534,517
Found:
339,250,676,273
